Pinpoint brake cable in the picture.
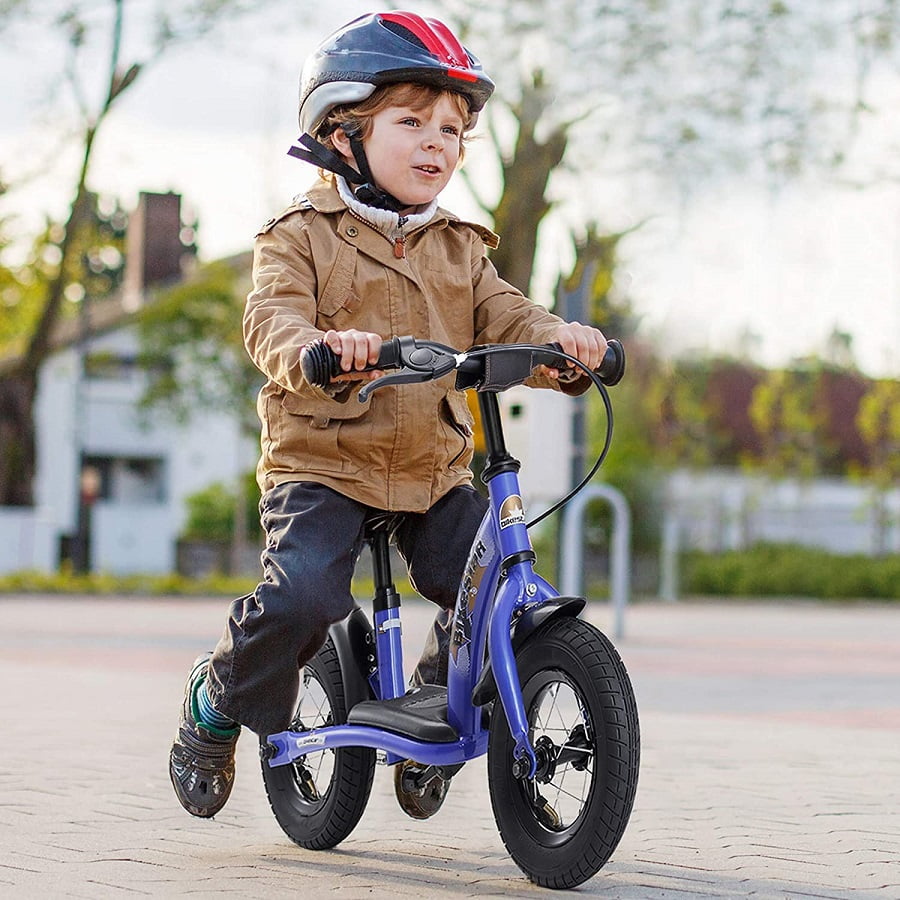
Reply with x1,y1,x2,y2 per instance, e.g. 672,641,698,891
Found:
458,345,615,529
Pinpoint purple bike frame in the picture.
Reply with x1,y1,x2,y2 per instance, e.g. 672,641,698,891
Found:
266,464,554,776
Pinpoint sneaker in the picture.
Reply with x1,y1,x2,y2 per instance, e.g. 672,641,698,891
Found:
393,759,458,820
169,654,240,818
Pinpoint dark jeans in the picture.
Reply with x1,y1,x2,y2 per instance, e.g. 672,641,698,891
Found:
205,481,488,737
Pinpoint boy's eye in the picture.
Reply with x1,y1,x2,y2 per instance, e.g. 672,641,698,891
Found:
442,125,460,136
400,117,419,126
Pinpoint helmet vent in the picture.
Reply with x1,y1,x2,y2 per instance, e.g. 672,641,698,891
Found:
381,19,428,51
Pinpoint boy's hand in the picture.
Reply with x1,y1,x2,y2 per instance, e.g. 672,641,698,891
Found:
542,322,608,379
322,329,384,381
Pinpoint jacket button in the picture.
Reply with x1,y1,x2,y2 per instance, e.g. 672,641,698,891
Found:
346,226,359,237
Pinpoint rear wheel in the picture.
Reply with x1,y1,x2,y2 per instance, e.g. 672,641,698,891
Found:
261,637,375,849
487,616,640,888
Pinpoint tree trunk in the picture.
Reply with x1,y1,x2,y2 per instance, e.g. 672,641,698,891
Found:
0,188,91,507
489,77,568,295
0,372,37,506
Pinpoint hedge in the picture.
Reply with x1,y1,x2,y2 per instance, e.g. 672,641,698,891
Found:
682,543,900,600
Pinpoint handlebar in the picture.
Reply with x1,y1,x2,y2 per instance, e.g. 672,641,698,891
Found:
301,335,625,399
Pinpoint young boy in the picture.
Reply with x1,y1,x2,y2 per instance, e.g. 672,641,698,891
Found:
169,10,608,819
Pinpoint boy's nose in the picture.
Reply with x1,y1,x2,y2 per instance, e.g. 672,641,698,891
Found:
420,129,441,150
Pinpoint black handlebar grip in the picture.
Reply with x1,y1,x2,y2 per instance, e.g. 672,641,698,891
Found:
597,339,626,386
544,339,626,386
300,337,404,387
299,339,337,386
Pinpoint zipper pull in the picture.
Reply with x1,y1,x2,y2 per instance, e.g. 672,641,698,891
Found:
393,215,408,259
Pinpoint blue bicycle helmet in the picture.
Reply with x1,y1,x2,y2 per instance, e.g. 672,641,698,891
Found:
299,11,494,136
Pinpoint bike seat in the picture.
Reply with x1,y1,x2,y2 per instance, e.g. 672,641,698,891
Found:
347,685,459,743
362,511,404,543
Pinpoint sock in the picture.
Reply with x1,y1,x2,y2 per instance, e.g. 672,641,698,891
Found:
194,676,239,735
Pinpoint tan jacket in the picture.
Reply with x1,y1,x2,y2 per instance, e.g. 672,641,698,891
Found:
244,178,582,512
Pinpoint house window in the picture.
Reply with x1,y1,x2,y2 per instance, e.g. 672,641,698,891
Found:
84,352,138,380
81,455,166,503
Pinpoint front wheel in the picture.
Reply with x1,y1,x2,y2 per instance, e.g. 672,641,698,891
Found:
487,616,640,889
260,636,376,850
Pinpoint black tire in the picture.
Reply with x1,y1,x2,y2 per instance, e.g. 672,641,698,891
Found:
487,616,640,889
261,636,376,850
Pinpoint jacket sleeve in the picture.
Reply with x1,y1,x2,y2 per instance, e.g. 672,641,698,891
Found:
469,239,592,396
243,217,348,401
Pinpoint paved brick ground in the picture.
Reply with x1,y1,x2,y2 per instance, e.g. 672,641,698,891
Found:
2,594,898,898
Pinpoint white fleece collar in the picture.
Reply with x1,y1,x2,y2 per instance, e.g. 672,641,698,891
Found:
336,176,438,241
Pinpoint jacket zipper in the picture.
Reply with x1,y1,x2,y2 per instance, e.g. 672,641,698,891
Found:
393,216,408,258
344,208,412,258
447,418,473,469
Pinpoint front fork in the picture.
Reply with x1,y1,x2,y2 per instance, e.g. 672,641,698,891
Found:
488,562,558,780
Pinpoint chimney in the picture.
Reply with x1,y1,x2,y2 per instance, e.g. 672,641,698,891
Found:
123,192,191,309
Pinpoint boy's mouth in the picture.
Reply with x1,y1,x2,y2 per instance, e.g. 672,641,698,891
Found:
415,165,441,175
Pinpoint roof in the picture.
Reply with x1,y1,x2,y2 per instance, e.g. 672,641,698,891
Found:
0,250,252,378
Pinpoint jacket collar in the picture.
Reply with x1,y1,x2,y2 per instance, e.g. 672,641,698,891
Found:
303,178,499,248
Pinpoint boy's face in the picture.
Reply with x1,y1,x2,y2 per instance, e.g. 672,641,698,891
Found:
337,94,465,214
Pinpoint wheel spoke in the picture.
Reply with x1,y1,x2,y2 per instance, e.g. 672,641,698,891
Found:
526,675,597,827
560,742,591,756
550,779,589,808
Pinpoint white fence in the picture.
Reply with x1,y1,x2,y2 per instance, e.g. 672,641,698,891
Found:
0,508,57,573
666,469,900,556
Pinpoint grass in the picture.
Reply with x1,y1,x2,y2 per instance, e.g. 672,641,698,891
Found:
0,568,412,599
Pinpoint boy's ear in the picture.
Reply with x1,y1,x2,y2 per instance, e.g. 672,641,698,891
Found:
331,125,355,160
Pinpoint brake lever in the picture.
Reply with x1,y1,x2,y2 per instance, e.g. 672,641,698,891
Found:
358,367,431,402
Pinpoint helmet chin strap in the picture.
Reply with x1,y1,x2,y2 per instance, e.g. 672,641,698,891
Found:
288,131,404,213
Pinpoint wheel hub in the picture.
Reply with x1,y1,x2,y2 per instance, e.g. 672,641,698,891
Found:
533,735,559,783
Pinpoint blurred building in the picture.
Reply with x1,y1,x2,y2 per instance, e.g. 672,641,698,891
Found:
0,192,256,575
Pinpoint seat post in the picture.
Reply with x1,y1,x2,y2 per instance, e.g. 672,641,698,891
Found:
369,530,400,614
363,518,406,703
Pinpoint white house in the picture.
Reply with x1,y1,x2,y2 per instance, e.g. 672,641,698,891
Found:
0,192,257,576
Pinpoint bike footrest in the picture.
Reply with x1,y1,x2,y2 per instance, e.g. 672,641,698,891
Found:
347,685,459,743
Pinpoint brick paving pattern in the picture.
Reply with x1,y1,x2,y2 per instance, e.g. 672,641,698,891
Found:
1,595,898,897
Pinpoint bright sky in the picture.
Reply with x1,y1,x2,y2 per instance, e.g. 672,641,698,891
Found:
1,1,899,377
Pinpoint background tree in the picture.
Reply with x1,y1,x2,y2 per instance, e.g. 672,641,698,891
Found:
436,0,900,297
748,366,831,480
855,378,900,556
0,0,260,507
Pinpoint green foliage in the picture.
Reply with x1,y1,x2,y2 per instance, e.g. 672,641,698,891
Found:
855,378,900,488
587,370,661,553
646,361,725,469
181,471,262,541
0,565,410,598
0,567,257,597
682,543,900,600
0,193,126,358
137,258,261,434
749,367,831,478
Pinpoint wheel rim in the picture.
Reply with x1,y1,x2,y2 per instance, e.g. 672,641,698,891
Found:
288,668,336,810
517,670,598,845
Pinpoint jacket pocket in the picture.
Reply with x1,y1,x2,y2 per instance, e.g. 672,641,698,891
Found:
442,391,475,470
273,390,372,475
317,242,361,320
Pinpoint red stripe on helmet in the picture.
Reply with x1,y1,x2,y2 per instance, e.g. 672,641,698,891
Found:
380,11,468,69
447,68,478,83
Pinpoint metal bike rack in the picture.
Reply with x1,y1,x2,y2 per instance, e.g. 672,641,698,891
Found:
559,484,631,640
